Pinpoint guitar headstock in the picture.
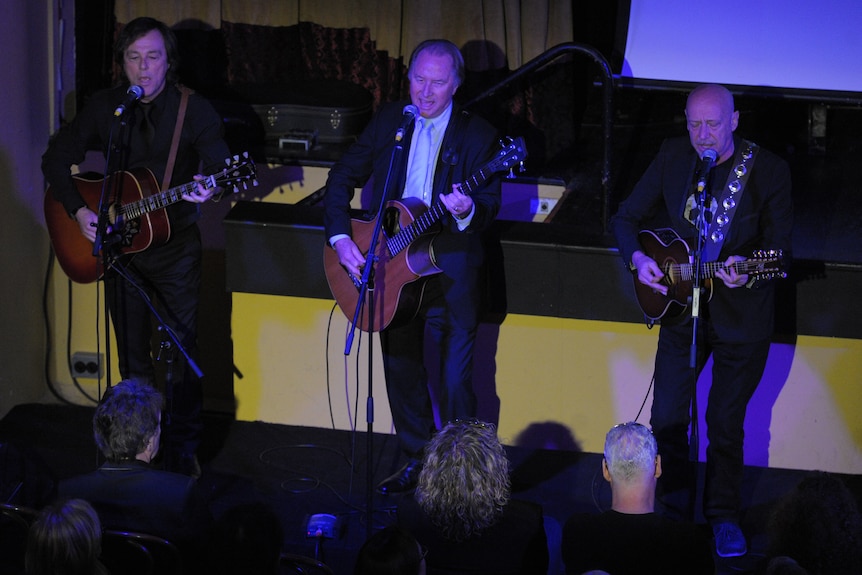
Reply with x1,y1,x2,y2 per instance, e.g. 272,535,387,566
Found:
213,152,259,193
489,136,528,178
749,248,787,279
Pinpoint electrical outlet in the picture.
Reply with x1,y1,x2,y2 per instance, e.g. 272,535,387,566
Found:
531,197,558,215
71,352,102,379
305,513,337,539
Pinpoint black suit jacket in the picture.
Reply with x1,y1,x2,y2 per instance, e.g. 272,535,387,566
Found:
58,460,212,548
611,136,793,342
323,101,502,329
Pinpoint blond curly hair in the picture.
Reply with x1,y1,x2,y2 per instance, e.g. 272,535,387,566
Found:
415,420,510,542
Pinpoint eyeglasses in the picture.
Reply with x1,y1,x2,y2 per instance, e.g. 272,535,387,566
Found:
450,418,495,431
612,421,651,433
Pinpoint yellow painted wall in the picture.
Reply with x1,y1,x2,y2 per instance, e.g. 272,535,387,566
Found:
232,294,862,475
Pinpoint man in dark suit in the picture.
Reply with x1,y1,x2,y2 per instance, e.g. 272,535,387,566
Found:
59,379,212,554
324,39,502,494
610,84,793,558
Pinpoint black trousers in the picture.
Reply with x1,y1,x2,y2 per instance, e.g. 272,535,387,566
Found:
652,317,770,523
105,224,203,456
380,275,478,460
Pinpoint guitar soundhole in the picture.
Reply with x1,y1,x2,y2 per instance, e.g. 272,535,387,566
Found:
661,260,677,285
383,207,402,237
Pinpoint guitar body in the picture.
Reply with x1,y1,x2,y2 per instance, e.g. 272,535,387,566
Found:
45,154,257,284
633,228,786,323
324,197,443,332
634,229,712,323
44,169,168,284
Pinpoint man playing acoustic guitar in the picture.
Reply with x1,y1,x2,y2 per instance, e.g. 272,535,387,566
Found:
610,84,793,558
323,39,503,495
42,17,234,477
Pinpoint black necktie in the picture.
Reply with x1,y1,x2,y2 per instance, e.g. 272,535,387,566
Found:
139,103,155,147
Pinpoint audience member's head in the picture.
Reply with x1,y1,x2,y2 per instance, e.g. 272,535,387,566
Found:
208,501,284,575
767,471,862,575
354,525,426,575
25,498,107,575
93,379,163,464
415,419,510,542
602,422,661,513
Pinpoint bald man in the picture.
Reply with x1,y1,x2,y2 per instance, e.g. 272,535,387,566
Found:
610,84,793,557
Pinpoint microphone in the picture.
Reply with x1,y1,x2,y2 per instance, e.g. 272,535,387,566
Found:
113,85,144,117
696,148,719,192
395,105,419,142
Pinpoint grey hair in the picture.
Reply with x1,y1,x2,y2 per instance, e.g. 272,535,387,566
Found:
603,422,657,482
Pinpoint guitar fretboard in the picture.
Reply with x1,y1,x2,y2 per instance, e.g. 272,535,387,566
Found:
672,254,783,281
384,138,524,257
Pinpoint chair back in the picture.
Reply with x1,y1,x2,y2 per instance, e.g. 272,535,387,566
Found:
101,529,183,575
0,502,40,574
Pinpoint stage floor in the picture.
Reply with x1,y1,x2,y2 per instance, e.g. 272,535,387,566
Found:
1,402,859,575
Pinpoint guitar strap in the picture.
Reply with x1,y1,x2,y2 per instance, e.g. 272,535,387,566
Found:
160,85,193,191
703,139,759,261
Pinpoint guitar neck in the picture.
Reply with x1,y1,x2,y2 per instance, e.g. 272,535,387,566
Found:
120,176,214,220
683,259,773,280
386,170,492,256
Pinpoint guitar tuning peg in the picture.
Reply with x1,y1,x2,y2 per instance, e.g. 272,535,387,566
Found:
507,167,515,179
253,179,259,187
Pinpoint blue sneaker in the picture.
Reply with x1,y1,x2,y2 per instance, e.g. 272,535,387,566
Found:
712,521,747,557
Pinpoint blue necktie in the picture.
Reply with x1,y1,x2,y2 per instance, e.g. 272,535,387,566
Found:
405,118,434,204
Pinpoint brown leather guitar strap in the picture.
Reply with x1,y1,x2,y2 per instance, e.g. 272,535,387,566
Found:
160,85,193,191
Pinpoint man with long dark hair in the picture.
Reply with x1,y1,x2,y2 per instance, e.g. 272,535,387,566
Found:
42,17,233,476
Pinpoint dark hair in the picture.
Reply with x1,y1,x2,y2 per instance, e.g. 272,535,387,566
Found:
93,379,163,462
25,499,108,575
768,471,862,575
114,16,179,85
408,39,465,87
354,526,423,575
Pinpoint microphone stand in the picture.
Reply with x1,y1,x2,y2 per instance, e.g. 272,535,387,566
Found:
343,122,414,542
92,113,132,396
94,103,203,473
686,164,710,521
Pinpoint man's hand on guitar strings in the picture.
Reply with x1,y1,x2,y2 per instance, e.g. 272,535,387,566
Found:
632,250,668,295
716,255,749,288
333,237,366,278
74,206,99,243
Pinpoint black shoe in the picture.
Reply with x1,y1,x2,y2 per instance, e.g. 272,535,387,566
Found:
377,460,422,495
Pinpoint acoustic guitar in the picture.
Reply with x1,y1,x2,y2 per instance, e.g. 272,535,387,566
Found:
45,153,257,283
634,228,786,322
324,136,527,332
